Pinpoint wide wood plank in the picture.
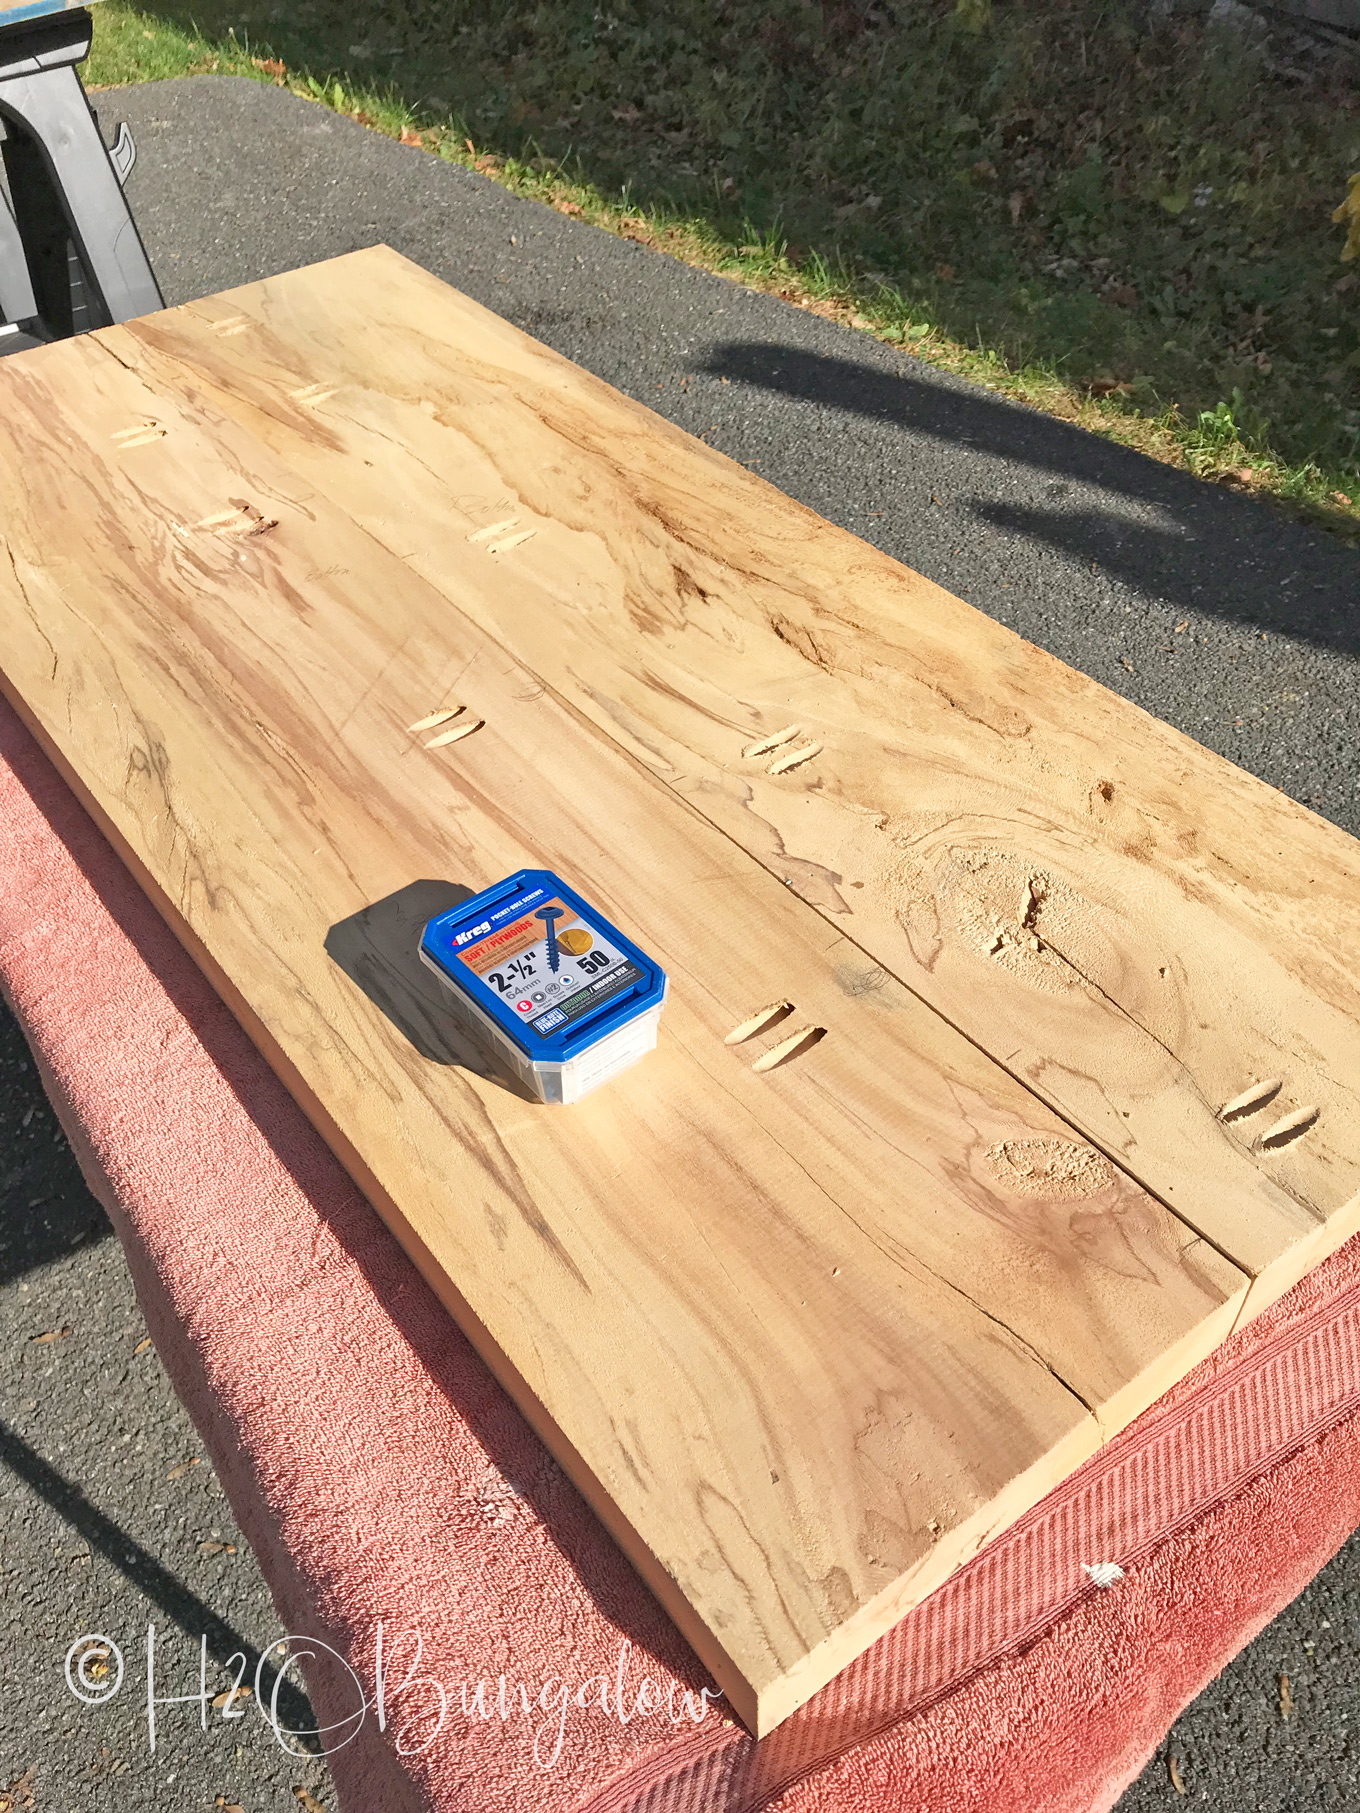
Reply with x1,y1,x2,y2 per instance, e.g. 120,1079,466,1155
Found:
118,246,1360,1294
0,309,1255,1733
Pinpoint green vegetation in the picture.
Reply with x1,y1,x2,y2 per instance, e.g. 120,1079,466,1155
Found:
87,0,1360,537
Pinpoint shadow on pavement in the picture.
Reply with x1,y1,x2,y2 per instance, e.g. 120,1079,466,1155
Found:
703,341,1360,657
0,999,112,1287
0,1418,321,1745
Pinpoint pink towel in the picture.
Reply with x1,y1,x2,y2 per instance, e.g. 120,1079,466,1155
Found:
3,687,1359,1813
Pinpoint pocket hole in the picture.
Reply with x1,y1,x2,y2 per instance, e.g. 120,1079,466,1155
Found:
488,529,537,555
111,422,166,449
768,741,822,777
742,725,801,760
752,1025,826,1074
1218,1079,1283,1120
467,517,519,544
425,718,485,749
408,705,465,733
1257,1106,1319,1149
289,381,339,407
724,1001,794,1046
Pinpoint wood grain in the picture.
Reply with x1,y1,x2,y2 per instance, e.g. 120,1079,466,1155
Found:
116,247,1360,1291
0,258,1350,1734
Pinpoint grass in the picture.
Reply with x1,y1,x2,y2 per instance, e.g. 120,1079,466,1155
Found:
86,0,1360,541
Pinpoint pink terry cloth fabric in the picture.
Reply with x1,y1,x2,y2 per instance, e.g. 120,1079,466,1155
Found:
3,685,1360,1813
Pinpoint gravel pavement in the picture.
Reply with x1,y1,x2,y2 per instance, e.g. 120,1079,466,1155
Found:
2,72,1359,1812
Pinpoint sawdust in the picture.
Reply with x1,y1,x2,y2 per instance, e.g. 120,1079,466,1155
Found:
983,1137,1116,1199
891,843,1114,997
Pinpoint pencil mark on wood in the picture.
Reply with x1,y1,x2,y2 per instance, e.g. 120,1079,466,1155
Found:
743,725,801,760
1218,1079,1283,1121
725,1001,795,1046
752,1025,826,1073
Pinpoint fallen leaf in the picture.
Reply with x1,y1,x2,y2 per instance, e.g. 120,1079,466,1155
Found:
556,198,583,216
134,1336,153,1356
972,159,997,180
198,1539,238,1556
1107,283,1137,307
31,1327,71,1345
215,1799,246,1813
294,1790,327,1813
1333,171,1360,262
399,126,423,147
167,1458,201,1481
1088,375,1131,397
1174,619,1189,632
252,56,285,77
1119,656,1136,673
1,1769,36,1811
1279,1671,1293,1718
1168,1754,1187,1795
212,1684,253,1710
935,262,955,281
351,110,376,128
1331,490,1353,507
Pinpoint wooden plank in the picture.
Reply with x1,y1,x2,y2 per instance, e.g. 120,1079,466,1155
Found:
115,247,1360,1297
0,314,1256,1735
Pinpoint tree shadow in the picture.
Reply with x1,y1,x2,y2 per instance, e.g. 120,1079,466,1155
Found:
0,996,114,1286
0,1417,321,1742
703,339,1360,654
111,0,1360,496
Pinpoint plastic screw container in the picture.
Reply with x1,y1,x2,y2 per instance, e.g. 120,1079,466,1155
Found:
418,869,668,1105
